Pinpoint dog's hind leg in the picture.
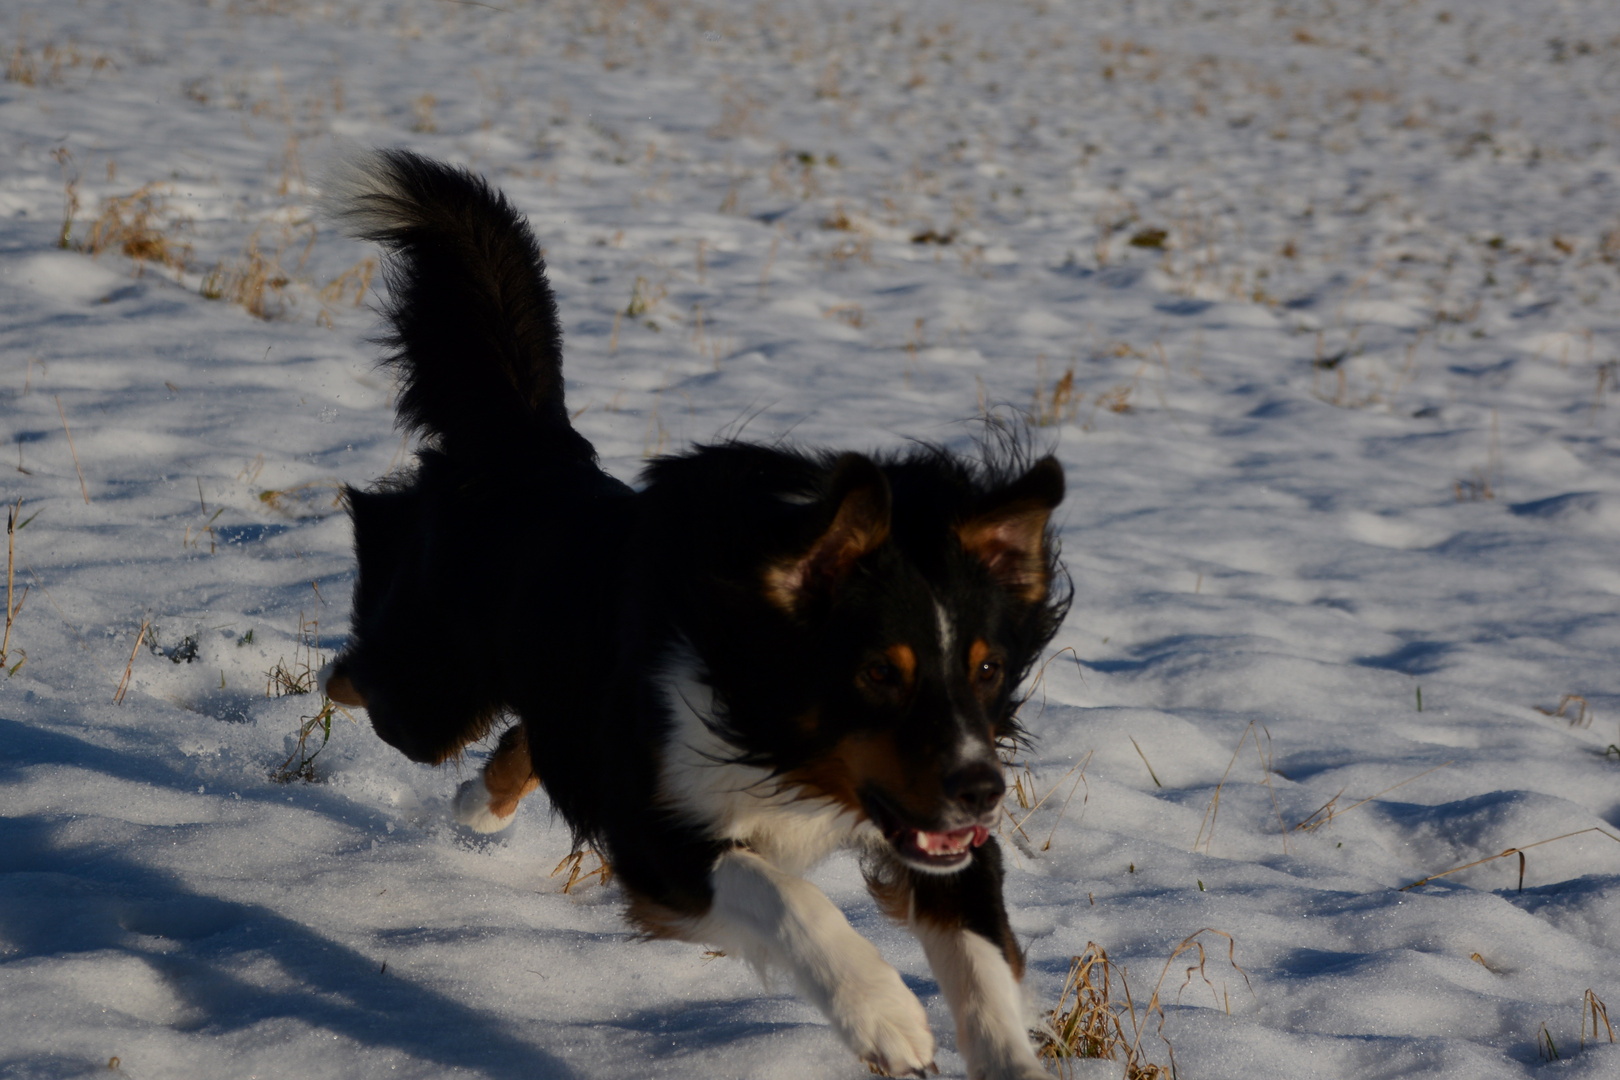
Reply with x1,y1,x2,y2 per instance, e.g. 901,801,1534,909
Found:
454,723,539,833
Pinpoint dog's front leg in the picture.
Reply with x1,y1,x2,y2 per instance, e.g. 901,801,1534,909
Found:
881,841,1048,1080
700,848,936,1077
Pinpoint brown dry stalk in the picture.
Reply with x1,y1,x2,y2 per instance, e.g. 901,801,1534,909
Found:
272,697,338,783
1009,645,1081,730
1253,725,1288,854
1039,929,1248,1079
1042,750,1094,852
1193,721,1277,854
1294,760,1453,832
551,848,611,893
1536,694,1591,728
82,183,191,272
1129,736,1162,788
113,619,149,704
1399,827,1620,892
200,231,293,319
55,396,90,503
266,611,322,697
1039,941,1162,1076
2,495,17,663
1010,750,1094,839
1582,989,1614,1049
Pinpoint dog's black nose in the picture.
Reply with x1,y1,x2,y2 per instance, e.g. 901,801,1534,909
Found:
944,762,1005,815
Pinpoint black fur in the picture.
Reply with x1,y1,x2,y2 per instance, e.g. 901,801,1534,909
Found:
328,149,1070,933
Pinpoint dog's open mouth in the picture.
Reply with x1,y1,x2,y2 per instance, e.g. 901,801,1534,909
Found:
863,791,991,871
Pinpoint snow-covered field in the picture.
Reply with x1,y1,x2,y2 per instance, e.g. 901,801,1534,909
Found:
3,1,1620,1077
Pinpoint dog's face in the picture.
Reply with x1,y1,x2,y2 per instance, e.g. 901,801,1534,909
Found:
764,453,1066,874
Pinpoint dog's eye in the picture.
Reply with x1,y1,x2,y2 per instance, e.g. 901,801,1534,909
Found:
976,659,1003,685
863,661,899,686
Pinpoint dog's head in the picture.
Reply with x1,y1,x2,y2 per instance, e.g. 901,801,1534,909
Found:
757,450,1067,873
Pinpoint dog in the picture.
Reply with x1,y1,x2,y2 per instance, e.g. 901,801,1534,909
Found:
319,149,1069,1080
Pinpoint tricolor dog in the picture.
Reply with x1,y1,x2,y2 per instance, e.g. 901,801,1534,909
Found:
321,150,1069,1079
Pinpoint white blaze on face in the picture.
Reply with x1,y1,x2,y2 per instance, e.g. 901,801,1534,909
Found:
934,600,956,664
933,598,997,771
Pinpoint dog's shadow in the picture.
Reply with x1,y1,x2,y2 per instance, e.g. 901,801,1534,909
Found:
0,717,575,1079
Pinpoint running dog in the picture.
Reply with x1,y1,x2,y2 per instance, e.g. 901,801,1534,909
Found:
321,149,1068,1079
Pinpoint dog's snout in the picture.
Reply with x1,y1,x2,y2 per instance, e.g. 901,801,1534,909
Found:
943,761,1005,816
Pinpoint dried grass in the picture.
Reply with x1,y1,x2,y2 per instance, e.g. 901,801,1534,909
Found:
1192,721,1288,855
551,847,612,892
1030,358,1080,427
258,479,344,516
1536,694,1592,728
55,396,90,504
1538,1021,1561,1062
1582,989,1614,1049
623,275,667,320
316,257,377,327
200,230,295,319
822,303,865,329
268,612,352,783
411,92,437,133
1130,736,1163,789
688,303,734,369
1005,751,1092,854
272,697,343,784
1399,826,1620,893
51,147,79,249
82,184,192,272
1037,929,1249,1079
2,498,29,671
1454,409,1502,501
1293,760,1452,833
265,611,321,698
112,619,149,705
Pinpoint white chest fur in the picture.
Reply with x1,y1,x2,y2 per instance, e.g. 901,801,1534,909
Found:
655,649,879,875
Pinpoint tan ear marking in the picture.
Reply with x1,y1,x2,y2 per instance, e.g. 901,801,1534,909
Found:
956,457,1063,604
763,455,891,613
957,503,1053,603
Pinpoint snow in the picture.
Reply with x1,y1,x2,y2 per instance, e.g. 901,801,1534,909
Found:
3,0,1619,1077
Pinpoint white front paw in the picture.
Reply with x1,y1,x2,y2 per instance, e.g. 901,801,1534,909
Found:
453,777,514,833
823,954,935,1077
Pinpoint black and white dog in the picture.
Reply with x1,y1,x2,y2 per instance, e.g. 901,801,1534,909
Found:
321,150,1069,1079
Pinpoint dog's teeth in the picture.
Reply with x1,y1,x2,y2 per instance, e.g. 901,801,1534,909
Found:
915,827,976,855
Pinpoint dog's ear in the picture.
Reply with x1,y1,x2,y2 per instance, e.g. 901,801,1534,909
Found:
764,454,892,613
957,456,1064,603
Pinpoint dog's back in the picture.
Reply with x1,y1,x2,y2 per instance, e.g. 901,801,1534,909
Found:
324,151,631,767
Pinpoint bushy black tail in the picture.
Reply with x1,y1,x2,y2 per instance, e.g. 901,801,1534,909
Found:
322,149,592,462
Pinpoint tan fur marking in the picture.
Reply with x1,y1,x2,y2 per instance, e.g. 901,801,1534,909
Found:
885,644,917,687
481,724,539,819
956,501,1052,603
325,672,366,708
968,639,991,672
792,731,942,826
762,475,890,613
865,860,914,924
